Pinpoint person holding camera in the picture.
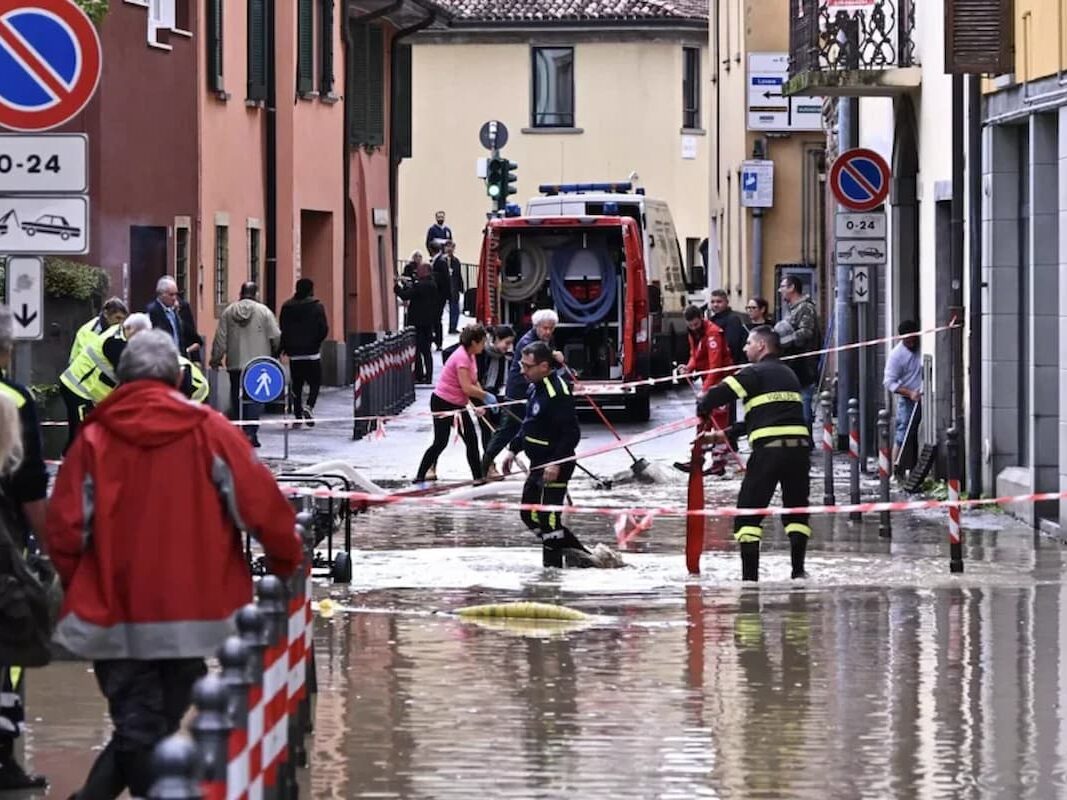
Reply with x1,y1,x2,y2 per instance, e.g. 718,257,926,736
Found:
394,262,438,384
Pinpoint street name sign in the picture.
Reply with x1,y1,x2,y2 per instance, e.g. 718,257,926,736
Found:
747,52,825,132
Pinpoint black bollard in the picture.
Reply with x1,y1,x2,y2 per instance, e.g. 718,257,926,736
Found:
235,603,268,695
821,391,835,506
947,427,964,573
848,398,861,522
148,735,202,800
218,636,252,728
877,409,892,538
190,674,231,788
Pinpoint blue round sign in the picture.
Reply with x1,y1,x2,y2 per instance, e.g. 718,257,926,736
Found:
241,357,285,404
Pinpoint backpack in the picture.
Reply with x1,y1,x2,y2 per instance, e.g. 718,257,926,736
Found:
0,515,62,667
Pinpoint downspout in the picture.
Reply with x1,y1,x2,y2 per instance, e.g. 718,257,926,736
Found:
266,0,277,309
967,75,983,496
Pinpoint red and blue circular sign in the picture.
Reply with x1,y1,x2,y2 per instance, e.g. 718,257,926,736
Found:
830,148,891,212
0,0,102,132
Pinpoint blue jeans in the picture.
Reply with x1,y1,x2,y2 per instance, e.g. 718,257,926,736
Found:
895,395,918,446
448,296,461,332
801,384,816,428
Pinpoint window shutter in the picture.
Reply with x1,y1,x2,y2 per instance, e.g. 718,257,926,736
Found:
247,0,267,101
394,43,412,159
320,0,335,95
207,0,224,92
297,0,314,94
366,25,385,146
945,0,1014,74
348,22,369,145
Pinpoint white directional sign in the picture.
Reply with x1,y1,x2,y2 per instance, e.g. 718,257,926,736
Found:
6,256,43,340
0,134,87,194
836,212,887,239
0,196,88,254
747,53,825,132
835,238,886,265
740,160,774,208
851,265,871,304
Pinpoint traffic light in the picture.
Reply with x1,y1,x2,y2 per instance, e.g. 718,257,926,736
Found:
502,159,518,203
486,157,505,204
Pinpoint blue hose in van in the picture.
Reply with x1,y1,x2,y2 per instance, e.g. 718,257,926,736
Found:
550,247,617,324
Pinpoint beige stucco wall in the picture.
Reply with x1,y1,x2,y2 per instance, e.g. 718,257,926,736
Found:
398,37,709,269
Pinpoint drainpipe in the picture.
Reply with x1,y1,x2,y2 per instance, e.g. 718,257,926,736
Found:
266,0,277,310
950,75,966,467
751,139,765,296
967,75,982,496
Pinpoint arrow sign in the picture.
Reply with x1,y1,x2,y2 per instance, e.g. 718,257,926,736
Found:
851,266,871,304
6,255,42,338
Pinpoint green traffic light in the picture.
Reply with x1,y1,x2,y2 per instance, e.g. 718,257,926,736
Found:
488,184,501,197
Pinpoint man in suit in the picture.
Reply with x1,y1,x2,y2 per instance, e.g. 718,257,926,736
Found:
146,276,201,363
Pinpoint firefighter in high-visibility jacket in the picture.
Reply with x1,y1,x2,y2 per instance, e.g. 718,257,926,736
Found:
501,340,593,568
67,297,129,365
59,312,152,449
178,356,209,402
697,325,811,582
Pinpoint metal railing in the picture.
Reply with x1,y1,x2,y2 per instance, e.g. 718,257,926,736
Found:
396,258,478,296
790,0,917,75
352,329,417,440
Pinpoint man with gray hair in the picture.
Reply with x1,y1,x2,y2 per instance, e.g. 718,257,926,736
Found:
146,276,201,362
45,329,302,799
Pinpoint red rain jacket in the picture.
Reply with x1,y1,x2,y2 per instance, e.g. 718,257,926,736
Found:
685,319,733,390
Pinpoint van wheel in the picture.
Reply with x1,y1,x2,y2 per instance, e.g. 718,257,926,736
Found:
625,392,650,422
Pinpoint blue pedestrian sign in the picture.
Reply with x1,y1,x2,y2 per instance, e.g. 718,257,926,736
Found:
241,357,285,404
829,148,891,212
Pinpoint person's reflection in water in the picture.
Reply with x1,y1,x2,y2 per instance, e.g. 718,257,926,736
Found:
518,636,581,780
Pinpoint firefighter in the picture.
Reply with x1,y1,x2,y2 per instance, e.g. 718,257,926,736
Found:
68,297,129,365
674,304,733,475
696,325,811,582
59,312,152,449
501,340,593,568
178,355,209,402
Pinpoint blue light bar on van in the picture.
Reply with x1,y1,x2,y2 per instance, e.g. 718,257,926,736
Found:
538,182,635,196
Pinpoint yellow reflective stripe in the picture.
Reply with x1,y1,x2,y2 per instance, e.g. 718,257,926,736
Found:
743,391,802,413
723,375,746,399
749,425,811,444
543,377,557,398
785,523,812,537
0,382,26,409
735,525,763,543
8,667,21,688
544,482,568,488
559,379,570,395
87,345,116,382
526,436,550,446
60,367,94,400
530,510,540,523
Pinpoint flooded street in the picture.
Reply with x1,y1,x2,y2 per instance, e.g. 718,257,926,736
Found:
22,470,1067,799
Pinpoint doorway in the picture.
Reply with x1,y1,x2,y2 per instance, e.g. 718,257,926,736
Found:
130,226,167,312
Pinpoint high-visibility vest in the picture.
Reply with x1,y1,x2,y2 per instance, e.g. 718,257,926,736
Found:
68,315,104,365
0,380,27,411
179,356,209,402
60,324,125,404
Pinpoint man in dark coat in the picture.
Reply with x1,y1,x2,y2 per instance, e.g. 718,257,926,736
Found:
146,276,201,363
430,249,451,350
394,264,439,384
280,278,329,425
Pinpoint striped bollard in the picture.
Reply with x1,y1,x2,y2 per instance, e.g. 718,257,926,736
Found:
190,675,231,800
285,522,314,770
295,517,317,740
821,391,835,506
352,351,364,440
257,576,292,799
848,398,861,522
877,409,891,539
236,604,268,799
218,636,252,800
148,735,202,800
947,427,964,573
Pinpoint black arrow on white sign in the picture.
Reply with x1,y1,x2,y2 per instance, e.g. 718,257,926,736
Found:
13,304,37,328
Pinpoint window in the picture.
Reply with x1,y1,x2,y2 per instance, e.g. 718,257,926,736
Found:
247,0,268,101
207,0,224,93
175,223,190,298
349,22,385,146
248,226,261,285
683,47,701,129
214,225,229,310
297,0,314,95
319,0,335,96
531,47,574,128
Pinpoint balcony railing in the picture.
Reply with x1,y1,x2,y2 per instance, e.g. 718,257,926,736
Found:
787,0,919,96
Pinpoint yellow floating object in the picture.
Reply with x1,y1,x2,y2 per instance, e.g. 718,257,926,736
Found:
460,616,592,638
315,598,336,619
454,601,587,621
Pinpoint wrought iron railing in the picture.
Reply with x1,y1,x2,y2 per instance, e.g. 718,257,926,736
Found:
790,0,917,75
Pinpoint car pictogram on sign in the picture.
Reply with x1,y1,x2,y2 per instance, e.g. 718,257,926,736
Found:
20,212,79,239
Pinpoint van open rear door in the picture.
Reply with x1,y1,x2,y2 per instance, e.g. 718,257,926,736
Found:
475,225,501,324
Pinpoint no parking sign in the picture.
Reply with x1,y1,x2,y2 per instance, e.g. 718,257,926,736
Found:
0,0,102,132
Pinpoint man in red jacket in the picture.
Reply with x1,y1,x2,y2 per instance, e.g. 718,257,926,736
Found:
674,305,733,475
45,329,302,800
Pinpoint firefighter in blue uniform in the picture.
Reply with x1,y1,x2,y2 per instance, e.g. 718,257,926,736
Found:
501,341,592,567
697,325,812,582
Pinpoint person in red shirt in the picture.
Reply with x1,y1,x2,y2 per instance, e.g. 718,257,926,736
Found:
45,330,303,799
674,305,733,475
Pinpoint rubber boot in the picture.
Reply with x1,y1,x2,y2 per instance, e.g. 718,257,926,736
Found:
542,543,563,568
0,736,47,790
740,541,760,582
789,532,809,580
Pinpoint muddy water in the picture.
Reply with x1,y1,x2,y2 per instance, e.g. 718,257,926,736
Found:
23,478,1067,799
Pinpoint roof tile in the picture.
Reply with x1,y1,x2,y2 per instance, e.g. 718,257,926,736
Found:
432,0,708,23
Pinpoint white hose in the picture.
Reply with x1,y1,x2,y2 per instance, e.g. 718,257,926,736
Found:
498,239,548,303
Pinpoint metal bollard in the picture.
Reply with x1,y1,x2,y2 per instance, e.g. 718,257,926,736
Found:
877,409,891,538
352,348,365,440
405,328,416,406
190,674,232,800
235,604,267,797
285,521,314,770
848,398,861,522
821,391,835,506
256,576,292,799
217,636,251,797
148,735,203,800
947,427,964,573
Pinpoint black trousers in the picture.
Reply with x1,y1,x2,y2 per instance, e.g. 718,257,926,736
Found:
520,458,583,566
289,359,322,417
416,394,482,481
414,325,433,384
433,301,446,349
481,405,521,473
733,443,811,543
77,658,206,800
60,384,93,452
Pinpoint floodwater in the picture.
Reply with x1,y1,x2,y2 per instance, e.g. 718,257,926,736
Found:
21,472,1067,799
